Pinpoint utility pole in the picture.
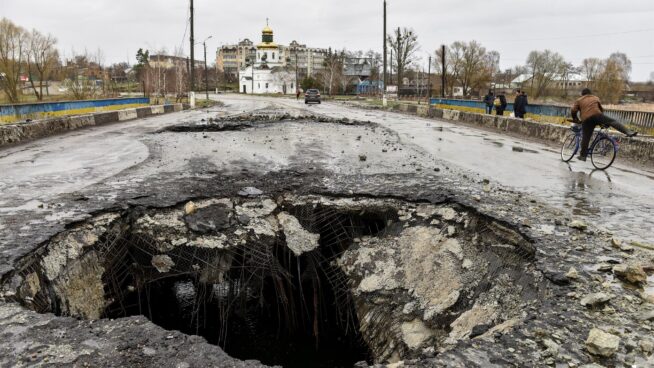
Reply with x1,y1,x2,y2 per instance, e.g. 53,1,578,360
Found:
427,56,432,100
416,68,420,104
390,49,393,85
397,26,400,86
237,48,241,93
189,0,195,94
203,41,209,100
186,57,190,77
382,0,388,91
441,45,446,98
295,48,298,95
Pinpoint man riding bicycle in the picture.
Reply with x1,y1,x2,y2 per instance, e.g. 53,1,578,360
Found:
571,88,637,161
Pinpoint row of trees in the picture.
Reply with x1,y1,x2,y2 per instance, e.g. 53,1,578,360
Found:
0,18,137,102
380,27,635,103
0,18,195,103
0,18,58,102
1,16,639,103
434,43,633,102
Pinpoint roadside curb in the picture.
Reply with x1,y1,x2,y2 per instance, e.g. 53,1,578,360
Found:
0,103,184,148
347,102,654,164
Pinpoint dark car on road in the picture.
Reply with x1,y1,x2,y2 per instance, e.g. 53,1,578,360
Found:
305,89,321,104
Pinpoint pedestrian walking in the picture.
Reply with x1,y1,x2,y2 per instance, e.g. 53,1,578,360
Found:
495,93,507,116
483,90,495,114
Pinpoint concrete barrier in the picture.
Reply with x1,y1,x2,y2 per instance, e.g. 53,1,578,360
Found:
93,111,120,125
435,107,654,164
430,98,654,132
0,103,183,147
368,102,654,164
136,107,152,118
118,109,138,121
0,97,150,123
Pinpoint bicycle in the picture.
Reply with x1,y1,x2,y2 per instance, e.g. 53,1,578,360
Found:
560,119,619,170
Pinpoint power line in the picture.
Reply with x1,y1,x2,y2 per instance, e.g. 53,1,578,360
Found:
179,7,190,54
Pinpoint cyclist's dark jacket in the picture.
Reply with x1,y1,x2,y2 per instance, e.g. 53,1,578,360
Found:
572,95,603,121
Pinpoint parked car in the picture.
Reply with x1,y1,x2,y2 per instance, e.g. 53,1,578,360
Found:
305,89,321,104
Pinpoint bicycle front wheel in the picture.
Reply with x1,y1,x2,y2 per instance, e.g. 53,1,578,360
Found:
590,137,617,170
560,133,578,162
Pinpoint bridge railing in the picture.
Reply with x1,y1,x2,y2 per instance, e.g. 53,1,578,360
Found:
429,98,654,131
0,97,150,123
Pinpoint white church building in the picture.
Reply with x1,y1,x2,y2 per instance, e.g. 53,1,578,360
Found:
239,23,296,95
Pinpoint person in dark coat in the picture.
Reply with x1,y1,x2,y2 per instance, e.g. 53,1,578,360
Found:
495,93,507,116
483,90,494,114
514,89,527,118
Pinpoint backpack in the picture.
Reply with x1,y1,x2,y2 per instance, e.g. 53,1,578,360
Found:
493,97,501,107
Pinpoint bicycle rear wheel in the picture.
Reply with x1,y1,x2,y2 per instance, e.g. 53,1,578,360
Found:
560,133,578,162
590,137,617,170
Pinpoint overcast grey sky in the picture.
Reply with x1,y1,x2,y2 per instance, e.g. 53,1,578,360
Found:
2,0,654,80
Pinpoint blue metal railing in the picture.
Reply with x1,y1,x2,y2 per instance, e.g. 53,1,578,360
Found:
0,97,150,120
429,98,654,129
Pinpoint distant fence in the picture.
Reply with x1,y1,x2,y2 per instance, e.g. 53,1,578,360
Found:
0,97,150,123
429,98,654,130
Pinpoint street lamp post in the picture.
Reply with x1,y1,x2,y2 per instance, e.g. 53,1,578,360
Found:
427,55,432,101
194,36,212,101
382,0,387,105
203,36,212,100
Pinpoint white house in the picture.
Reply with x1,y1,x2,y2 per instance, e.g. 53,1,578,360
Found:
511,73,590,96
239,23,295,95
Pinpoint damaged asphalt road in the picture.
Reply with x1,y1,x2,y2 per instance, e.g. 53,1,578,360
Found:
0,95,653,367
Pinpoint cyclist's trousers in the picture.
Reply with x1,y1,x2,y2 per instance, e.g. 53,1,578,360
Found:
580,114,630,157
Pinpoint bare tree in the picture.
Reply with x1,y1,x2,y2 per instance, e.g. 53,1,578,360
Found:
365,49,382,82
319,49,343,96
594,58,627,103
106,62,129,95
64,50,102,100
525,49,566,98
173,46,188,100
339,73,356,95
93,48,108,96
581,58,603,85
387,27,419,88
26,29,59,100
134,48,151,97
608,52,631,82
485,50,500,90
446,41,490,96
559,62,579,97
435,46,455,96
0,18,28,103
